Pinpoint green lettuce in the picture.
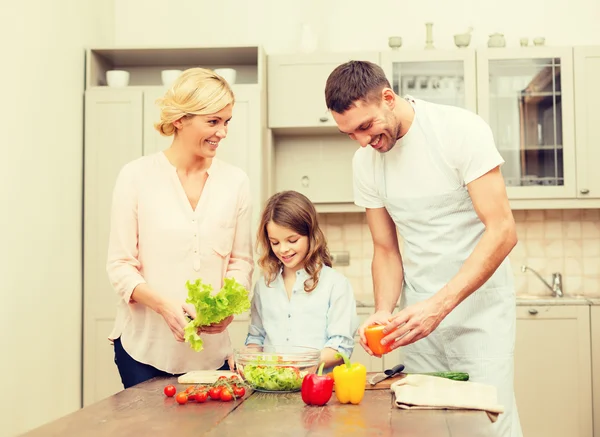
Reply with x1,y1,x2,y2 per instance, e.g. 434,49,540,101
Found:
184,277,251,351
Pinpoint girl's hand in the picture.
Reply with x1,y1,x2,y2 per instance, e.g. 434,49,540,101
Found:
156,300,190,342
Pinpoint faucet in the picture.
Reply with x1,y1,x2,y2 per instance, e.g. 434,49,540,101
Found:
521,265,563,297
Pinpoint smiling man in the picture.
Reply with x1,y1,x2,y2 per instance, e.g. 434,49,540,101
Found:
325,61,522,437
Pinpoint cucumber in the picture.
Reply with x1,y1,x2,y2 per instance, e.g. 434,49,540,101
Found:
409,371,469,381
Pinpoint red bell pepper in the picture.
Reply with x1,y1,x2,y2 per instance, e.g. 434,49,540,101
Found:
301,362,333,406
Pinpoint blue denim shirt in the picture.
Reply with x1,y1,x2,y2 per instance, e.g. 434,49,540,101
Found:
245,266,359,358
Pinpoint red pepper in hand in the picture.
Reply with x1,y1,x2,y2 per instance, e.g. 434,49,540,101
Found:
301,362,333,406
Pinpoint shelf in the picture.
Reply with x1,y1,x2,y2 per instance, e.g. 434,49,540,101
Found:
498,145,564,151
86,46,261,88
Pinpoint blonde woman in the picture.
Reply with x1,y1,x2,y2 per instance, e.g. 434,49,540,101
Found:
106,68,254,388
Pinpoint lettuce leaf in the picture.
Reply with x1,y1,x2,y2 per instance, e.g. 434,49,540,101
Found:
184,277,251,352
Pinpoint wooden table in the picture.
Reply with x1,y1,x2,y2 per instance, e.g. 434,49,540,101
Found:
22,377,498,437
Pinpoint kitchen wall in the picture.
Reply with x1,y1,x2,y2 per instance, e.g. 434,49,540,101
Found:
0,1,114,436
320,209,600,301
113,0,600,51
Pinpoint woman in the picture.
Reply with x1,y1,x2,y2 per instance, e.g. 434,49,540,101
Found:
106,68,254,388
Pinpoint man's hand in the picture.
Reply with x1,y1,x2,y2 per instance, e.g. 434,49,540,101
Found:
358,310,393,356
381,295,451,349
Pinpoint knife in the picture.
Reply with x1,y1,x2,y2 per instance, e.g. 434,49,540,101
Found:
368,363,405,386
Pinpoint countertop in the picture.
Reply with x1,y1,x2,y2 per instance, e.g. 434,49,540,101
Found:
21,376,498,437
355,294,599,308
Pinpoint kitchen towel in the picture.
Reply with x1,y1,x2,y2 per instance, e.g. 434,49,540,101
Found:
390,374,505,422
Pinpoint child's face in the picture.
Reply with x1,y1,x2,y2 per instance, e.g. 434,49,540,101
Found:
266,221,309,273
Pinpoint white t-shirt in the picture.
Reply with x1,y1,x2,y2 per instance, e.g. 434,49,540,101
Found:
353,98,504,208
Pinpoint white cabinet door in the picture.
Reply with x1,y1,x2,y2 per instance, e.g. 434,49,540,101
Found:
143,86,173,156
476,48,576,199
83,88,144,405
514,305,592,437
380,49,477,112
574,46,600,199
228,313,250,352
217,85,263,232
591,306,600,437
268,52,380,129
274,134,358,204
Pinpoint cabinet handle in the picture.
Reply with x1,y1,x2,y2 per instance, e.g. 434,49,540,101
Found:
580,188,590,194
319,116,329,123
528,308,538,315
301,176,310,187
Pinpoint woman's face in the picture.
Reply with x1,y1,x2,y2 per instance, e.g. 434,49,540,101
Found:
177,104,233,158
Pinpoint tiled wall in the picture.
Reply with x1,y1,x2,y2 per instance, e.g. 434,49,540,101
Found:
319,209,600,299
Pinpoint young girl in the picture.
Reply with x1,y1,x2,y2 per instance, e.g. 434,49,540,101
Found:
245,190,358,368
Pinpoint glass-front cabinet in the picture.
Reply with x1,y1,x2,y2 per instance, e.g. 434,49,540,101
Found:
477,48,575,199
381,50,477,112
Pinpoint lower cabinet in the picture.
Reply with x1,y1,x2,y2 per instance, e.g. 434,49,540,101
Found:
591,306,600,437
514,305,593,437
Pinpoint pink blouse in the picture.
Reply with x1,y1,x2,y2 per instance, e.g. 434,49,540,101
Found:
106,152,254,374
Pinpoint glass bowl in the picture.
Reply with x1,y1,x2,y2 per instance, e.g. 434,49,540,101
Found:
233,345,321,393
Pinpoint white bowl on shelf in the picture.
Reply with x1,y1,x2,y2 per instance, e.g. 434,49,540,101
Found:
214,68,237,85
106,70,130,87
161,69,182,87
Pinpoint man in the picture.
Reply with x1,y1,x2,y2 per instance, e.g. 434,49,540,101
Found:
325,60,522,437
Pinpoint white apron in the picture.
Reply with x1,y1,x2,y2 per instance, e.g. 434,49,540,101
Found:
377,100,523,437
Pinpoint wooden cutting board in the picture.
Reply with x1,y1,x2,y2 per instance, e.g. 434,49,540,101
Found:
363,372,406,390
177,370,238,384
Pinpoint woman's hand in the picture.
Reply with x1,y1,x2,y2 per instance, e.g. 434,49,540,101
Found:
156,300,190,342
200,315,234,334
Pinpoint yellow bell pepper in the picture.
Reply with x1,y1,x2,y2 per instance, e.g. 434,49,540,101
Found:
332,352,367,405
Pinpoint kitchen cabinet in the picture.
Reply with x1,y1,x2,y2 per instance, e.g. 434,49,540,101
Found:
229,313,251,351
380,49,477,112
476,47,576,200
267,52,380,131
274,134,359,210
591,306,600,437
574,46,600,199
82,47,267,406
514,305,592,437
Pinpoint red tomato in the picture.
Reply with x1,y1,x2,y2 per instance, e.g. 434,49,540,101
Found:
175,392,188,405
184,385,196,394
208,387,222,400
233,386,245,398
163,385,176,397
195,391,208,403
218,376,228,381
220,389,233,402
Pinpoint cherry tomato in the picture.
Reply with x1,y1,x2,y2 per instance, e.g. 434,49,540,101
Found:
218,376,228,381
233,386,245,398
208,387,222,400
229,375,239,381
195,391,208,403
175,392,188,405
220,389,233,402
184,385,196,394
163,385,176,397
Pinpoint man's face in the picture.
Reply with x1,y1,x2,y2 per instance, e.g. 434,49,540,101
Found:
332,95,400,153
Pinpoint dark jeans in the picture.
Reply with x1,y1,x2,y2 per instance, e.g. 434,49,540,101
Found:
113,337,229,389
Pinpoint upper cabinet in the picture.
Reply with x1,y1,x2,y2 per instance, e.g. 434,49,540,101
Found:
574,46,600,199
267,52,380,131
476,48,576,199
380,49,477,112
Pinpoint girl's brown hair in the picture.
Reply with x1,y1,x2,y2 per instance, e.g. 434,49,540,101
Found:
256,191,332,292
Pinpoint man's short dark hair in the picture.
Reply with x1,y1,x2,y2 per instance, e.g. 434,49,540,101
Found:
325,60,391,114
